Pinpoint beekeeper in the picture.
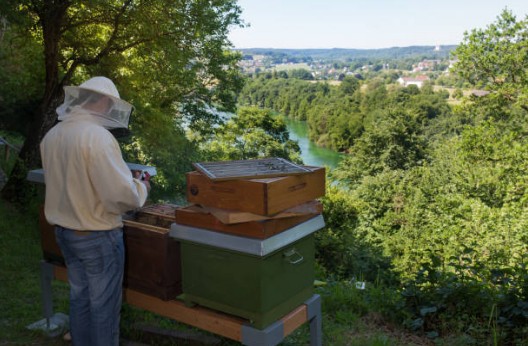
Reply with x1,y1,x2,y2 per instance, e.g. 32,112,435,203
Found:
40,76,150,346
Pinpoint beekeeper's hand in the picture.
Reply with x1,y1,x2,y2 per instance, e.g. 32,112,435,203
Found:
131,170,151,193
131,170,142,179
142,172,151,193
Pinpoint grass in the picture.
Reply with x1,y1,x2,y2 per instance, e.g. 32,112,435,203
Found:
0,195,70,345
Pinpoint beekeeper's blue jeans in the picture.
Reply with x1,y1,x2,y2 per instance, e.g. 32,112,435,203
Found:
55,226,124,346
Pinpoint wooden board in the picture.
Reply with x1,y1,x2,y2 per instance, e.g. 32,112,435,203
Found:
202,201,322,224
139,203,179,218
193,158,313,181
186,166,325,216
175,201,322,239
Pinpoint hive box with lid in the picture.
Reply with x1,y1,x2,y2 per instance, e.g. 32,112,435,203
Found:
186,166,325,216
38,204,182,301
170,215,325,329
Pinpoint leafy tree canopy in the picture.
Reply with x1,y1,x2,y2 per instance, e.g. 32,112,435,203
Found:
0,0,245,202
199,106,302,163
452,9,528,121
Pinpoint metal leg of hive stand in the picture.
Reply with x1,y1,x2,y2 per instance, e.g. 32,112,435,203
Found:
240,294,322,346
240,319,284,346
40,260,55,321
305,294,322,346
26,261,68,336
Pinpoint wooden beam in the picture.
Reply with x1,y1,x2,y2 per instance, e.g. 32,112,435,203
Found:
282,304,307,338
124,289,244,341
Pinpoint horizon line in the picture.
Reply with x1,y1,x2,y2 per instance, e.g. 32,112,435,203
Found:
231,44,459,50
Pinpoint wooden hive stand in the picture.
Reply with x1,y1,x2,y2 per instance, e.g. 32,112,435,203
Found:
38,261,322,346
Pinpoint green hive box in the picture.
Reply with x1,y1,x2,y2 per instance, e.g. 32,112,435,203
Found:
170,215,324,329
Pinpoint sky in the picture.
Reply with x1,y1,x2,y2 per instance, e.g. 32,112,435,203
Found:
228,0,528,49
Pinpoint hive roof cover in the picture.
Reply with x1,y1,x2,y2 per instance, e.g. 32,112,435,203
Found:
192,157,313,181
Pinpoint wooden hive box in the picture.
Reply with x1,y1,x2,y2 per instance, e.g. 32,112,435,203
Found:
39,204,182,301
186,166,325,216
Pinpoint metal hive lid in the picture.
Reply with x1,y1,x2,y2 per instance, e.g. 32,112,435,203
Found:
170,214,325,256
192,157,313,181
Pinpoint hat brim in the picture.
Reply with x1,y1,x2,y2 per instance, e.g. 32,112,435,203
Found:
65,85,134,113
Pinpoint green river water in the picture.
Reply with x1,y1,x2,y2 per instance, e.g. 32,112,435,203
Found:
281,116,344,169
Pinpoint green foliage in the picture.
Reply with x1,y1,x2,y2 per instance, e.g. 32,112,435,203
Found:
332,108,428,188
317,185,398,284
323,114,528,343
121,105,197,201
0,22,45,136
198,106,302,162
0,131,24,175
339,75,360,95
452,9,528,119
452,88,463,99
288,68,314,80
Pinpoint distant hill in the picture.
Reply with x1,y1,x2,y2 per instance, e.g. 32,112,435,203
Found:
234,46,457,62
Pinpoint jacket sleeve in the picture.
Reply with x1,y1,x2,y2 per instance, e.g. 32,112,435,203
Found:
87,133,148,215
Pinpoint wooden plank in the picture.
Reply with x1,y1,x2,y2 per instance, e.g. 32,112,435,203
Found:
124,290,244,341
282,305,308,338
122,219,169,234
175,202,321,238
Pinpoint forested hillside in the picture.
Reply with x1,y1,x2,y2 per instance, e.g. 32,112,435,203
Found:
236,46,456,63
238,10,528,344
238,75,451,152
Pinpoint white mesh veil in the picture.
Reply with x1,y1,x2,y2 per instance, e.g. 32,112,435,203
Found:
56,77,133,129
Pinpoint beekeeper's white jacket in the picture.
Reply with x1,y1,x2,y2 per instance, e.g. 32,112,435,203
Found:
40,109,147,231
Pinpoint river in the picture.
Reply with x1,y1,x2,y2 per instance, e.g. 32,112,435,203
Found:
281,116,344,169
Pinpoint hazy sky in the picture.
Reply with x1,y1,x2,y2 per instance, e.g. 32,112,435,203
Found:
228,0,528,49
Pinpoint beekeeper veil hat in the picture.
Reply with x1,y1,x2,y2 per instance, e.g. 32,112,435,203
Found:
56,76,134,129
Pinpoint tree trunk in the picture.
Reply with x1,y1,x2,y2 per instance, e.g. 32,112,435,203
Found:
0,0,69,203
